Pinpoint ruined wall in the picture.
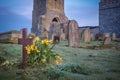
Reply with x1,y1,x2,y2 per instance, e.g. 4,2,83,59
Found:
31,0,46,34
31,0,68,36
46,0,64,13
99,0,120,37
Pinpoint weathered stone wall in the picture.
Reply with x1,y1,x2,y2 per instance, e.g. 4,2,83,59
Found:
99,0,120,37
0,30,22,43
0,34,12,39
0,31,22,39
32,0,46,35
31,0,68,37
46,0,64,13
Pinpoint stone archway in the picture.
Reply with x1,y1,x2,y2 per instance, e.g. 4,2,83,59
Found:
49,17,61,42
52,17,59,22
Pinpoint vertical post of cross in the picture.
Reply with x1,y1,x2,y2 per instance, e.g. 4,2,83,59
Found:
22,28,27,38
18,28,33,69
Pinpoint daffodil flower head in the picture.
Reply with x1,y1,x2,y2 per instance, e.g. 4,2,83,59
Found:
41,59,46,64
55,60,59,65
33,36,40,42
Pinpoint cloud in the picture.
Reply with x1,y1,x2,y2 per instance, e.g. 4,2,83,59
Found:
0,0,33,20
0,6,31,33
14,0,33,19
65,0,99,26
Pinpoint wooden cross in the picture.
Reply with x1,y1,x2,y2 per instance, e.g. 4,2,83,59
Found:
18,28,33,69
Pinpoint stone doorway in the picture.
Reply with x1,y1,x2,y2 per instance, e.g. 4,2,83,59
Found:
49,17,61,42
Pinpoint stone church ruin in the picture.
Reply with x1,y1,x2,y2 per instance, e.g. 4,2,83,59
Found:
31,0,68,40
99,0,120,37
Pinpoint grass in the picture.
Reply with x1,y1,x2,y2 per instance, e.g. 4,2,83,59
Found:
0,40,120,80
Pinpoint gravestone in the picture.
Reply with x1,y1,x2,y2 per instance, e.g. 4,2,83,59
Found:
104,37,111,45
68,20,79,48
60,33,66,40
60,28,66,40
18,28,33,69
112,33,116,40
83,28,91,43
104,32,110,38
91,33,95,41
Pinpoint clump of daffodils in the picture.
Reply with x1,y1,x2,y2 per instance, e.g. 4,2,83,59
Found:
55,55,63,65
25,37,63,66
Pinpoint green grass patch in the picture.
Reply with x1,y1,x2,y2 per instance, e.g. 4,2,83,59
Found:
0,41,120,80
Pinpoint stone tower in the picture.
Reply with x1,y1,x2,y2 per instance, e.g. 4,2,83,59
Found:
99,0,120,37
31,0,68,38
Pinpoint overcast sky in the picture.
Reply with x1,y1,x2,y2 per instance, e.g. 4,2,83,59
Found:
0,0,100,33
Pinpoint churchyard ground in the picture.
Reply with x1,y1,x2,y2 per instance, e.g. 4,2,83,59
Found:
0,40,120,80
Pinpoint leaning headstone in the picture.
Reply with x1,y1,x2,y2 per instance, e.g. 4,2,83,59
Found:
83,28,91,43
60,33,66,40
104,37,111,45
18,28,33,69
68,20,79,48
112,33,116,41
91,33,95,41
104,32,110,38
60,28,66,40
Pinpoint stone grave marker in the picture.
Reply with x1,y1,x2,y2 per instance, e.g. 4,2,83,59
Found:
104,37,111,45
104,32,110,38
112,33,116,40
18,28,33,69
83,28,91,43
68,20,79,48
60,28,66,40
91,33,94,41
60,33,66,40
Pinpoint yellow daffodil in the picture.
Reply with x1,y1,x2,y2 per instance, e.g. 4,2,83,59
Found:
36,50,40,53
55,55,60,59
33,36,40,42
25,45,31,55
30,45,34,50
55,55,63,62
25,38,62,65
41,59,46,64
55,61,59,65
41,39,53,46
